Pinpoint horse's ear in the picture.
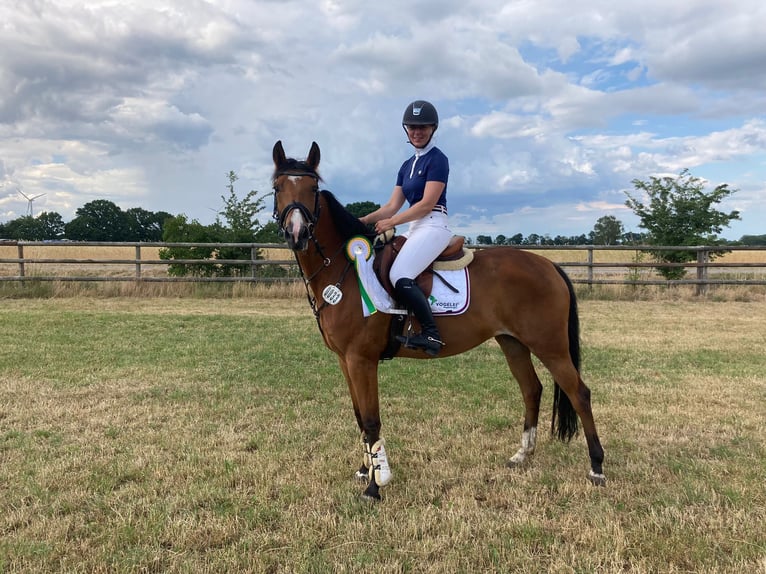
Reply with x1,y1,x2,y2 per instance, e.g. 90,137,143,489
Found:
307,141,320,170
272,141,286,167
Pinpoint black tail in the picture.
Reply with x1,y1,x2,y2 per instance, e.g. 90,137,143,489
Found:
551,264,580,442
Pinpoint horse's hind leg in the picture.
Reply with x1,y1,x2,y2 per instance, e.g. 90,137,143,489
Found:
495,335,543,468
541,355,606,485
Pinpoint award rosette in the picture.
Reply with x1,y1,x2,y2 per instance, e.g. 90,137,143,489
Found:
345,236,377,315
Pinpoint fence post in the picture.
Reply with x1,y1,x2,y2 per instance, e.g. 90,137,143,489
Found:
17,244,25,279
135,245,142,281
251,245,258,279
696,249,709,296
587,247,594,289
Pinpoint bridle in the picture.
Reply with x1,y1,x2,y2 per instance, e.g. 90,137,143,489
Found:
272,170,322,234
272,169,354,329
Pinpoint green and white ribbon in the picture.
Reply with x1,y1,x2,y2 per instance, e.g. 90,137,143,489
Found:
346,236,377,316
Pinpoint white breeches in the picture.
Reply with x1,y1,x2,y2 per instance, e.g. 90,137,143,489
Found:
389,212,452,285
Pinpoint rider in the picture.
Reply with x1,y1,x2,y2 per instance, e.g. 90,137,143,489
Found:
359,100,452,356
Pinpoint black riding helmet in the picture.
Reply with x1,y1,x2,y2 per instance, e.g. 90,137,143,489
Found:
402,100,439,147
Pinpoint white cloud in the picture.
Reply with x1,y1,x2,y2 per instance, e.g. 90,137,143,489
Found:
0,0,764,240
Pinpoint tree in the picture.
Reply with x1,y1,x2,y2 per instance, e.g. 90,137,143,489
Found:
65,200,128,241
624,169,740,279
0,212,65,240
160,215,218,277
161,171,278,277
125,207,172,241
739,234,766,246
523,233,541,246
213,171,274,276
476,235,493,245
591,215,624,245
345,201,380,219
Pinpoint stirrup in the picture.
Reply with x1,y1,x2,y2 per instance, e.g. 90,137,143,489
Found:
395,333,444,356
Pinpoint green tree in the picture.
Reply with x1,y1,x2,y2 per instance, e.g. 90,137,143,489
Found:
37,212,66,240
160,215,218,277
739,234,766,246
1,212,65,240
345,201,380,219
254,221,283,243
625,169,740,279
65,200,128,241
476,235,493,245
591,215,624,245
523,233,541,246
125,208,172,241
161,171,279,277
214,171,271,276
495,234,507,246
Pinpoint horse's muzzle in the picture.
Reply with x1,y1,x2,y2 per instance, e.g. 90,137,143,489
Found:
284,209,310,251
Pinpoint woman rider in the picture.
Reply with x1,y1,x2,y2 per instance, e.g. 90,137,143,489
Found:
359,100,452,356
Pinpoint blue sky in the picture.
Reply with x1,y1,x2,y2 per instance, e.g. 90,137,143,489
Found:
1,0,765,240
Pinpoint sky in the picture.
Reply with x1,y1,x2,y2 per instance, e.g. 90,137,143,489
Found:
1,0,765,241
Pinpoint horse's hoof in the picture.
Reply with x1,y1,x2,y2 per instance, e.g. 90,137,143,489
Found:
362,482,381,501
506,458,525,469
588,470,607,486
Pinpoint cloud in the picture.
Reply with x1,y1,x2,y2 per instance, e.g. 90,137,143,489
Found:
0,0,764,240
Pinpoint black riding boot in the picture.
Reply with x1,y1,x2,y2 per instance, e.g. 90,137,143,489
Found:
393,278,444,356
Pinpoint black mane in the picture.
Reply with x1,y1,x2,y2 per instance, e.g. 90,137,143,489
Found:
321,190,375,242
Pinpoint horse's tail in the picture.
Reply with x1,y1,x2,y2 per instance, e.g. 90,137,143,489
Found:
551,264,580,442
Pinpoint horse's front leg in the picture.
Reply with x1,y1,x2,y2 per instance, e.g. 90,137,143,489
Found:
337,357,371,480
343,353,391,501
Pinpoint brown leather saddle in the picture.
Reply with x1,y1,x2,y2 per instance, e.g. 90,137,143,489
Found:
372,235,470,299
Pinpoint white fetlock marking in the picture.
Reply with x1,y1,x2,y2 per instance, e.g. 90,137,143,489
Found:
589,470,606,483
510,427,537,465
370,438,392,487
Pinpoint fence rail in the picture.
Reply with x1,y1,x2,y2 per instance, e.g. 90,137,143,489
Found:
2,241,765,294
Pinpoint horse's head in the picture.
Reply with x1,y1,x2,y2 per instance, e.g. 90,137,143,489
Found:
272,140,322,251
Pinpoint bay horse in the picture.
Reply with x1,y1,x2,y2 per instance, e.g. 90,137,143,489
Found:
272,141,606,500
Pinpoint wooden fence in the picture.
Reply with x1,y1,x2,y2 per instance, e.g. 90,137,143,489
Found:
2,241,766,295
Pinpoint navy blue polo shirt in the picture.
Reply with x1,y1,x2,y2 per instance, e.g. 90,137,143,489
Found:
396,147,449,209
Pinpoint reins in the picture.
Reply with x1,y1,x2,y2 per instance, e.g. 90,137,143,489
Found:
272,171,353,333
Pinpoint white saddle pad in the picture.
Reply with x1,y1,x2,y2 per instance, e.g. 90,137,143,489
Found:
344,237,470,318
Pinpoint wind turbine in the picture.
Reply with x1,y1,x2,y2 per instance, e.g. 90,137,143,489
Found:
18,189,46,217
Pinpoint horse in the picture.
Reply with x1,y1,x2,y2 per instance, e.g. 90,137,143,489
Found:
271,141,606,500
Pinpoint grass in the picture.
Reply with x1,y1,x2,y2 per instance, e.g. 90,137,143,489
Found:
1,297,765,572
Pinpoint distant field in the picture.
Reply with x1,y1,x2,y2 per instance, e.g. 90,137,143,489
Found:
2,243,765,266
2,245,765,292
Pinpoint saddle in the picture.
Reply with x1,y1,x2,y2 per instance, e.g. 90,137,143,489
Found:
372,234,473,299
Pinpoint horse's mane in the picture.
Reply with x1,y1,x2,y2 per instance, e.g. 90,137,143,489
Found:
321,190,374,242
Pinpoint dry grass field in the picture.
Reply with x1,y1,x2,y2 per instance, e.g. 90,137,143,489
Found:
1,295,765,572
